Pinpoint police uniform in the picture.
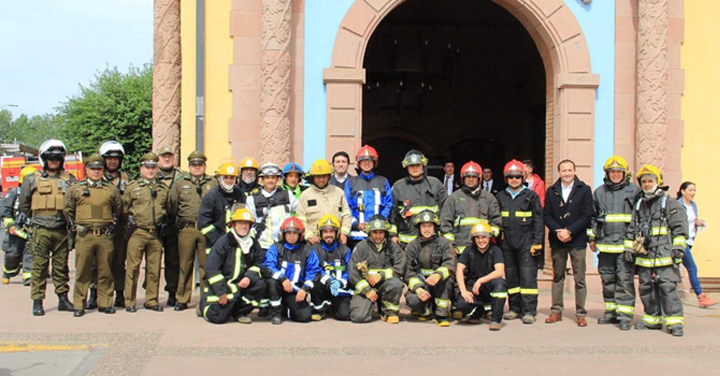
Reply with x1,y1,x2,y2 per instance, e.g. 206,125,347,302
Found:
123,153,169,311
103,170,131,305
156,145,184,304
167,151,217,308
64,154,122,314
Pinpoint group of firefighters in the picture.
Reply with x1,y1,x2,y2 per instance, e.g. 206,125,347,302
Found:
0,139,706,337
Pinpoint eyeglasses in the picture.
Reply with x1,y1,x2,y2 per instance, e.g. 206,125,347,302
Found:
507,175,523,180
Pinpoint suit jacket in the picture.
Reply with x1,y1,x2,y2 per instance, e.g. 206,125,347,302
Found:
441,174,461,196
481,179,503,195
543,176,593,249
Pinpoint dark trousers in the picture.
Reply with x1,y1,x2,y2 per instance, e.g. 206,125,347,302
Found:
200,279,267,324
310,283,351,320
349,277,404,323
267,278,312,322
503,246,539,316
405,277,452,318
453,278,508,322
638,266,684,329
551,246,587,317
162,225,180,294
598,252,636,321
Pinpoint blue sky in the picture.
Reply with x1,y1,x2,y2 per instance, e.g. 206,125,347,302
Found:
0,0,153,117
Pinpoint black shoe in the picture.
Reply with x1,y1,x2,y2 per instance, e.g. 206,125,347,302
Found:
174,303,188,311
619,321,631,331
597,317,619,325
33,300,45,316
167,293,177,307
258,307,270,317
670,326,684,337
113,291,126,308
271,315,282,325
86,288,98,310
126,306,137,313
74,310,85,317
23,278,31,287
144,304,164,312
99,307,116,314
57,293,75,312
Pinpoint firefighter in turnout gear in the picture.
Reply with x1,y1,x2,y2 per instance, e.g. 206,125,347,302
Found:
2,166,37,286
20,139,77,316
404,209,456,327
99,140,132,308
246,163,298,251
389,150,446,247
348,215,407,324
64,154,122,317
296,159,351,245
263,217,321,324
309,214,353,321
198,162,246,252
200,207,267,324
496,160,543,324
345,145,393,249
281,162,308,202
156,145,184,307
167,151,218,311
123,153,170,312
625,164,688,337
238,157,261,197
440,161,502,254
454,223,508,331
589,155,640,330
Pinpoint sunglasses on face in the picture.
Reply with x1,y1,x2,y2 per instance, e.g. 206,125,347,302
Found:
507,175,523,180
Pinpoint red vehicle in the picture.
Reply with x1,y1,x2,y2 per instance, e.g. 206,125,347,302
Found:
1,150,85,197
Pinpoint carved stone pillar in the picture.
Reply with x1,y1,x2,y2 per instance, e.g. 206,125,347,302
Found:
153,0,182,162
260,0,292,165
635,0,668,169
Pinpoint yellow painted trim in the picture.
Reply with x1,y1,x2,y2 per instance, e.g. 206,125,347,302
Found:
0,342,108,353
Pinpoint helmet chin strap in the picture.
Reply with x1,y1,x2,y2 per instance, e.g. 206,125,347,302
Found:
219,178,235,192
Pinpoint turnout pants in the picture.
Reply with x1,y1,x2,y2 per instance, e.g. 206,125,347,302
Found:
310,283,351,320
638,266,684,329
349,277,404,323
453,278,508,322
267,278,312,322
3,234,29,279
598,252,636,321
125,229,162,308
163,225,180,295
30,227,70,300
405,277,452,318
503,246,539,316
200,279,267,324
551,246,587,317
177,227,207,304
73,233,114,310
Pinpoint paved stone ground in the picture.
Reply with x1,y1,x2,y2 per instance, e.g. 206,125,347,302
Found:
0,251,718,376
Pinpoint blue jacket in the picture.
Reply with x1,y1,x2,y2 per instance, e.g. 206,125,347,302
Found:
345,171,393,240
311,241,351,288
263,241,321,292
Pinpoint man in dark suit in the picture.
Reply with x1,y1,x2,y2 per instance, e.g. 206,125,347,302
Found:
481,167,503,194
543,159,593,328
442,161,461,196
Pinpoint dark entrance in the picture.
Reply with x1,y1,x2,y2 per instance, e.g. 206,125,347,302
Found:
362,0,546,183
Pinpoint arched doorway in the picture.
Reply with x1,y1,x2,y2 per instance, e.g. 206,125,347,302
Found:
323,0,599,186
361,0,545,181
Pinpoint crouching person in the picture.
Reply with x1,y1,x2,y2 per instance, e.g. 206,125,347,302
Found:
200,207,267,324
349,215,407,324
405,210,456,327
454,223,508,331
310,214,353,321
264,217,321,325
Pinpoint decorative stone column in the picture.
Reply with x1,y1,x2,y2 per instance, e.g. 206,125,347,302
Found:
635,0,669,169
152,0,182,162
260,0,292,165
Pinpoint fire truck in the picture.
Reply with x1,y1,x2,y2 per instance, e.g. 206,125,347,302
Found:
1,143,85,197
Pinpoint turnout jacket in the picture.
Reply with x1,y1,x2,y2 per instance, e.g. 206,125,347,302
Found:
1,187,28,246
345,171,393,240
349,239,407,296
311,241,352,290
439,186,502,253
589,180,640,254
296,184,352,241
404,235,456,293
544,177,593,249
389,174,446,244
496,187,544,252
625,191,688,268
263,241,321,292
198,186,246,247
204,233,266,302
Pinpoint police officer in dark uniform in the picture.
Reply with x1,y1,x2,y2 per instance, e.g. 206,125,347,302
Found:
64,154,122,317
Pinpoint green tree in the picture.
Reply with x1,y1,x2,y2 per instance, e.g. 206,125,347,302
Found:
56,64,153,172
0,110,62,148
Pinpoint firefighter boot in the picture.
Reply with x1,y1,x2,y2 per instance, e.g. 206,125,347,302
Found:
32,300,45,316
670,326,684,337
619,321,631,331
698,293,718,308
271,307,283,325
86,288,98,310
1,273,9,285
58,293,75,312
113,290,125,308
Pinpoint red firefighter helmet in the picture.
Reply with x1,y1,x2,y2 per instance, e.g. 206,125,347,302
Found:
356,145,379,167
280,216,305,238
460,161,482,177
503,159,525,178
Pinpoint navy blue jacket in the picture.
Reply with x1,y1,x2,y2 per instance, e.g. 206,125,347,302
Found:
544,177,594,249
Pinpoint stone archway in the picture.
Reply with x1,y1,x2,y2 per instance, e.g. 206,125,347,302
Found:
323,0,599,185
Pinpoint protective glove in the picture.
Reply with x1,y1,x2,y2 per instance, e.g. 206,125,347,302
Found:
530,244,542,256
671,249,685,260
624,251,635,263
329,279,341,297
367,273,383,285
